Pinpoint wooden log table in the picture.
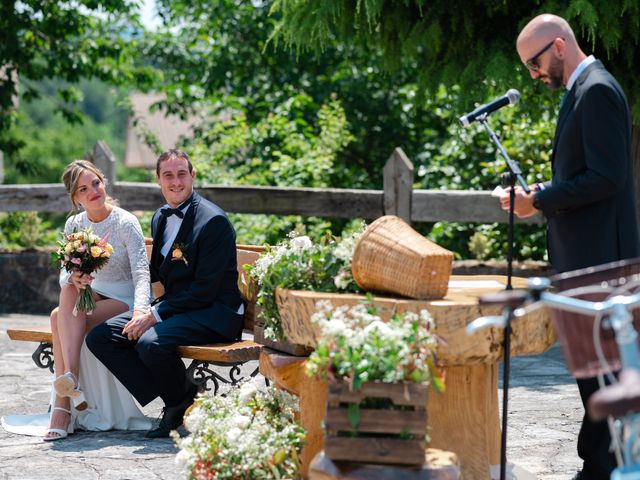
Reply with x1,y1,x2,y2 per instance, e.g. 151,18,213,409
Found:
261,275,556,479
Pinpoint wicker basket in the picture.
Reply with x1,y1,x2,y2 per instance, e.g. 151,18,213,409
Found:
550,257,640,379
352,215,453,299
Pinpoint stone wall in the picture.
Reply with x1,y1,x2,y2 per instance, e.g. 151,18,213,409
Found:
0,250,59,314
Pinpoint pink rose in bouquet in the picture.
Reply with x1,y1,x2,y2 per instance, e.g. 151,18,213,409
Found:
52,227,113,315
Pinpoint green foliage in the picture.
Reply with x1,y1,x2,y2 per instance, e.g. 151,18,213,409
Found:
142,1,558,260
248,230,362,340
269,0,640,120
144,0,472,189
468,231,491,261
408,83,557,261
306,299,443,392
191,93,353,187
188,92,355,243
0,212,58,250
6,79,129,183
0,1,158,166
230,214,337,247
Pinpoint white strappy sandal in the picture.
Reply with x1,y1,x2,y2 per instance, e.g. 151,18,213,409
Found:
43,407,73,442
53,372,88,411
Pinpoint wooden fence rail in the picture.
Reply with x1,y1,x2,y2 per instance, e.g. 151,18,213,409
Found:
0,143,543,225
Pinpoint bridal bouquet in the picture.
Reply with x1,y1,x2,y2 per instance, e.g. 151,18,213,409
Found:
52,227,113,315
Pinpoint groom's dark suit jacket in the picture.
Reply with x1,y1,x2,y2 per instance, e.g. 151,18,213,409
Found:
537,60,640,273
150,191,243,341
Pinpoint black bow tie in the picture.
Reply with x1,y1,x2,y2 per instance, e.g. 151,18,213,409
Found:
160,207,185,219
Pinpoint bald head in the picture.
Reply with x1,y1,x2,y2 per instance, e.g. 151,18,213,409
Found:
518,14,575,49
517,14,587,88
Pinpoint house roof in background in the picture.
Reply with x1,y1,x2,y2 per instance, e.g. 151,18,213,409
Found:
124,92,198,169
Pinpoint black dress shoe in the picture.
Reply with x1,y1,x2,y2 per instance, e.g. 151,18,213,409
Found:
146,386,197,439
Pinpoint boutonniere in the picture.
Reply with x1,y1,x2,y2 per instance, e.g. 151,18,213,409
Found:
171,243,189,266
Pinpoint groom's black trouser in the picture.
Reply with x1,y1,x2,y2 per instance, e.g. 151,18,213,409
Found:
577,376,617,479
86,310,226,407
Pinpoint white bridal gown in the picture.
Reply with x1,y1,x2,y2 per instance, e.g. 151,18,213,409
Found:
1,207,153,435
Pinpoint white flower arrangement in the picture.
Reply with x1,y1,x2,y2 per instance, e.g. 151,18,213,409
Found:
306,299,444,391
174,381,305,479
248,226,364,340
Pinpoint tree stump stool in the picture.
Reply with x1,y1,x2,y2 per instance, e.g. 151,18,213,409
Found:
308,449,461,480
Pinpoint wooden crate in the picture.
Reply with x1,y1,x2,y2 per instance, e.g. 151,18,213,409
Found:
324,381,428,466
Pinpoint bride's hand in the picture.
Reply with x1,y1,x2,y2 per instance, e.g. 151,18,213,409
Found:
122,310,157,341
68,270,93,290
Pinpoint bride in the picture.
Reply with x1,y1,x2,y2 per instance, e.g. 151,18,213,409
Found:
2,160,152,440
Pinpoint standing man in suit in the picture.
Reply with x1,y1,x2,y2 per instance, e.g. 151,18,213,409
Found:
501,14,640,479
86,149,244,438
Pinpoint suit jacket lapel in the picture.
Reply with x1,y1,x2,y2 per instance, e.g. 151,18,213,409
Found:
552,89,576,155
151,213,167,271
551,61,602,164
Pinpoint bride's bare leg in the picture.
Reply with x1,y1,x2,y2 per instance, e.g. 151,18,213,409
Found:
54,285,128,396
55,284,87,380
45,291,128,439
45,307,72,440
55,285,125,371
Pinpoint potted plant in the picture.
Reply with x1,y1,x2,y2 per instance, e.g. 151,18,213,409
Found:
306,299,445,466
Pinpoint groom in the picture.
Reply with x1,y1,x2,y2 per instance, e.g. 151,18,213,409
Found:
86,149,244,438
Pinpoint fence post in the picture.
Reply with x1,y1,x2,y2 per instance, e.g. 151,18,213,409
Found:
87,141,117,187
383,147,413,223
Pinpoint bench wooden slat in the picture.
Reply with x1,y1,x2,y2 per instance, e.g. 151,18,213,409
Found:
7,326,52,344
177,341,261,362
7,325,260,363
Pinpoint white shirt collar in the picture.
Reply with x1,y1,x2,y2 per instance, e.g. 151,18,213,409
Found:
159,202,190,257
567,55,596,91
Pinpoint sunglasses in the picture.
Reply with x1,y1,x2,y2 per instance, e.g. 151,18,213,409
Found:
525,38,560,71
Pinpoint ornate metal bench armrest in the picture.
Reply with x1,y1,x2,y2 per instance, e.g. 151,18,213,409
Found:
32,342,54,373
186,360,264,395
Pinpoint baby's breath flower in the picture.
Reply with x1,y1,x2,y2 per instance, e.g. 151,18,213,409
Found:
175,383,304,480
247,227,365,341
307,301,443,389
290,235,312,251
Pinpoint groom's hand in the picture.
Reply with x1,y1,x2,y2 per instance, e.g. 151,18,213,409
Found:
123,310,157,341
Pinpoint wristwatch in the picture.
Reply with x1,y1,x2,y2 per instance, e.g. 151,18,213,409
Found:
532,191,542,210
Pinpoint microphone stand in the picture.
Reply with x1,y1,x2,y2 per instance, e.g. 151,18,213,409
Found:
478,113,529,480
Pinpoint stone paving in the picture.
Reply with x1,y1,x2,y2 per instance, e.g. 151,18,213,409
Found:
0,313,585,479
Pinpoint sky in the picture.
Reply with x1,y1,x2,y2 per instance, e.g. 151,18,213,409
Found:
139,0,161,30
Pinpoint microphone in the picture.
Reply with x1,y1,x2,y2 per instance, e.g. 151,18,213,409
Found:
459,89,520,127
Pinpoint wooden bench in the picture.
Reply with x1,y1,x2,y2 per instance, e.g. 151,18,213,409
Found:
6,242,266,395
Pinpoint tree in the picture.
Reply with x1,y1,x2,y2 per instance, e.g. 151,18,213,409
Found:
270,0,640,237
0,0,157,173
138,0,558,258
269,1,640,119
6,79,129,184
144,0,462,188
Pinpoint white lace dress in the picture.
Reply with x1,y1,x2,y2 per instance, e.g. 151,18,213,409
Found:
1,207,153,435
